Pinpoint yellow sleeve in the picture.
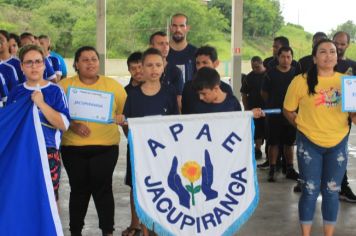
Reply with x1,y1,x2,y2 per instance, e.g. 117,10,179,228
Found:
113,81,127,115
283,75,303,111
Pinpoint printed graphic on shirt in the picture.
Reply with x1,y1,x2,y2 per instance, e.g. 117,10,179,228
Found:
315,87,341,107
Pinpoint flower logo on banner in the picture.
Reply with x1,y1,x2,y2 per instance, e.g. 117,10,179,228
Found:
181,161,201,206
168,150,218,209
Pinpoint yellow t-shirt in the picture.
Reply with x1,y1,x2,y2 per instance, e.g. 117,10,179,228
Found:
284,72,349,147
58,75,127,146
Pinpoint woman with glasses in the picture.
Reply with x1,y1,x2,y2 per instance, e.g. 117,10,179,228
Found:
7,44,70,206
58,46,127,236
284,39,356,236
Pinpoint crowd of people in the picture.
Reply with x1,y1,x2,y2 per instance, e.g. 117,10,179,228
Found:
1,12,356,236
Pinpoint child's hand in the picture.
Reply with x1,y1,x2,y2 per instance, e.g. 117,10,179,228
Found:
31,90,45,107
114,114,127,126
70,121,91,137
251,108,265,118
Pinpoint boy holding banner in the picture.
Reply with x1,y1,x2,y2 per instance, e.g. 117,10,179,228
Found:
123,47,179,236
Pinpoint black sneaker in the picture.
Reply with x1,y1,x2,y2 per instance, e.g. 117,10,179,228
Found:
255,148,262,160
339,186,356,203
293,179,302,193
286,168,299,181
257,160,269,169
268,169,275,182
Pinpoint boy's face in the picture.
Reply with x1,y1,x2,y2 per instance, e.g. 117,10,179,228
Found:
142,54,164,81
196,55,218,70
128,62,143,83
151,35,169,58
197,86,219,103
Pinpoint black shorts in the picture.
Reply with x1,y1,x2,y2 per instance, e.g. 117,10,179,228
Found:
125,144,132,188
266,116,296,146
253,117,265,140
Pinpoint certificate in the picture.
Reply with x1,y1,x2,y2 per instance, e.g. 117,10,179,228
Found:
67,87,114,123
342,76,356,112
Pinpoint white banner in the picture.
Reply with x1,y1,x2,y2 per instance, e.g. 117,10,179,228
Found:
128,112,259,236
342,76,356,112
67,87,113,123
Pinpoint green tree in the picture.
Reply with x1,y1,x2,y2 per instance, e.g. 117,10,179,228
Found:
208,0,231,30
330,20,356,42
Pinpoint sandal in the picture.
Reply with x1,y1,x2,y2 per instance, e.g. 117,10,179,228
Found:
122,226,141,236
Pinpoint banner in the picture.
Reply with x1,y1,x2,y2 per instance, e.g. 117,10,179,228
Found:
0,96,63,236
128,112,259,236
341,76,356,112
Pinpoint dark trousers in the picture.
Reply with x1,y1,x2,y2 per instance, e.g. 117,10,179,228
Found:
61,145,119,234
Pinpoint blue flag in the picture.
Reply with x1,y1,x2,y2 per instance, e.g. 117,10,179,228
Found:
0,96,63,236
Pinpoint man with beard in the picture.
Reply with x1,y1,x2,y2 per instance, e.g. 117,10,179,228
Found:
167,13,197,84
333,31,356,203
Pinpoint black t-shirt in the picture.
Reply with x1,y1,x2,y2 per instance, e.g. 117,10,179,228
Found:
240,71,266,109
181,80,233,114
262,66,296,109
161,63,184,95
192,93,242,114
336,59,356,75
166,44,197,83
298,55,313,74
123,84,179,118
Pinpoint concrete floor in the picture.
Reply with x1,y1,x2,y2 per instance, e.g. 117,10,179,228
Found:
58,126,356,236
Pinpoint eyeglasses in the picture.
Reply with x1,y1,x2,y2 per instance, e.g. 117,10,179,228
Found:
22,59,44,68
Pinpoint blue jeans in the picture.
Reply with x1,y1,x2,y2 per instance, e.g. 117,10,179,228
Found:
296,131,348,225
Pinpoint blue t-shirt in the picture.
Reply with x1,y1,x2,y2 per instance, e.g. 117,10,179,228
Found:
166,44,197,83
161,63,184,95
0,73,9,106
7,82,70,149
192,93,241,114
181,80,233,114
4,56,25,83
0,62,19,92
50,51,67,78
123,84,179,118
47,55,62,77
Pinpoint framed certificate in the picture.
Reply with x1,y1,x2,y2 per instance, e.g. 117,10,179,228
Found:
67,86,114,123
342,76,356,112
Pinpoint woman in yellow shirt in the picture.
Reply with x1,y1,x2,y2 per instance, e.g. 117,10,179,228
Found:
58,46,127,236
284,39,356,236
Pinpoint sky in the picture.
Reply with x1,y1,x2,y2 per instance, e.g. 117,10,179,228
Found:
279,0,356,34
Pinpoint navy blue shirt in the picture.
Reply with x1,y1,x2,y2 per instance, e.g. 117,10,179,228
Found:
123,84,179,118
181,80,233,114
166,44,197,83
263,56,301,74
298,55,313,74
161,63,184,95
336,59,356,75
192,93,241,114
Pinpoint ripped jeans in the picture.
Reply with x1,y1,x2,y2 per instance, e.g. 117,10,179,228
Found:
296,131,348,225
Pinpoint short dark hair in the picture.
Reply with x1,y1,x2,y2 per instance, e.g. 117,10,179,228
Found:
149,31,167,45
142,47,163,63
18,44,45,62
192,67,221,91
313,32,327,41
9,33,20,45
171,13,189,25
73,46,99,72
277,46,294,57
274,36,289,47
127,51,142,67
251,56,262,63
0,30,9,41
195,45,218,62
333,31,350,44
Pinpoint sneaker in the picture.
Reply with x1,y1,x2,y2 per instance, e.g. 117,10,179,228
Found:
339,185,356,203
255,148,262,160
286,168,299,181
267,169,275,182
293,180,302,193
257,160,269,169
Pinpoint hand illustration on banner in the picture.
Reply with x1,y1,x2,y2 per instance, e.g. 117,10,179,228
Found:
201,150,218,201
168,157,191,209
